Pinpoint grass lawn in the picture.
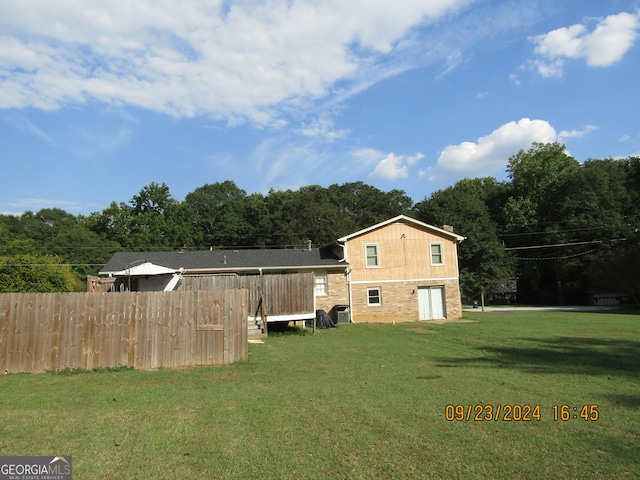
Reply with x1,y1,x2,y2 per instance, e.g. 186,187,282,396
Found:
1,310,639,479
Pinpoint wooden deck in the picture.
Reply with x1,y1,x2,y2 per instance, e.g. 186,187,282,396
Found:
182,272,316,332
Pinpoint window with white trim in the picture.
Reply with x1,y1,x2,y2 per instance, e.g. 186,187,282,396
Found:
430,243,443,265
314,272,328,296
367,287,382,306
365,244,379,268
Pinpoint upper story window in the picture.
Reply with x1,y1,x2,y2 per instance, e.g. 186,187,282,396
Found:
430,243,443,265
365,244,379,268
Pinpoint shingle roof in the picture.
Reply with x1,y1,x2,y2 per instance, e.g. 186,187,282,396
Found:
100,247,345,275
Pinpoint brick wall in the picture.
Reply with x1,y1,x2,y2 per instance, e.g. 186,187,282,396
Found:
443,280,463,319
350,279,462,323
315,271,349,319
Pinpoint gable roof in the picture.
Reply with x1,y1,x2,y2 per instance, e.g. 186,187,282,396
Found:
100,247,344,276
337,215,465,243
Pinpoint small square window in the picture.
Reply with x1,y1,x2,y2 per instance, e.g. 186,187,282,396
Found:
366,244,379,267
367,287,381,306
431,243,443,265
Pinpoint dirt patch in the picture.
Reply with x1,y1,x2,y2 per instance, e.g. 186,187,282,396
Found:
426,319,478,324
408,327,439,334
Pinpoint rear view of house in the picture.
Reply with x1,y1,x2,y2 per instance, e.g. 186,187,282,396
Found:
99,215,464,324
333,215,465,323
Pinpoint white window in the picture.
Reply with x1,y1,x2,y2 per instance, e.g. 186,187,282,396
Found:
314,272,328,296
430,243,443,265
367,287,382,306
365,244,379,268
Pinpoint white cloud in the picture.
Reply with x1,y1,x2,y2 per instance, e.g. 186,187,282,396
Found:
351,148,386,165
362,150,425,180
614,150,640,160
407,152,424,165
7,198,87,213
371,153,408,179
0,113,54,143
558,125,598,141
528,11,640,77
436,49,464,78
526,58,564,78
0,0,469,125
251,135,335,192
422,118,558,181
297,116,350,141
45,125,135,160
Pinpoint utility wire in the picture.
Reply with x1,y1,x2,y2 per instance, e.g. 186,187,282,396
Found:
498,226,610,237
517,249,597,261
504,238,626,251
0,264,106,267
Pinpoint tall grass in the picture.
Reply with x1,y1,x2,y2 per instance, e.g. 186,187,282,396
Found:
1,310,638,479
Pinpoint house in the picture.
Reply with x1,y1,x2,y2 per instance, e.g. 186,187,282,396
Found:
99,248,342,293
327,215,465,322
99,215,465,323
589,291,627,306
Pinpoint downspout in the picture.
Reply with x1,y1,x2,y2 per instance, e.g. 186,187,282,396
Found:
455,237,466,315
259,267,268,335
346,266,353,323
337,240,353,323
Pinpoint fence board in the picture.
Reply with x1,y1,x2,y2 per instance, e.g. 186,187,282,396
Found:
7,294,17,371
0,295,9,371
181,272,315,319
0,290,247,374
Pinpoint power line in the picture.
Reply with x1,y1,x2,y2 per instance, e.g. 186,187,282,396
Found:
517,249,597,261
498,226,610,237
0,264,106,267
504,238,626,251
506,240,602,251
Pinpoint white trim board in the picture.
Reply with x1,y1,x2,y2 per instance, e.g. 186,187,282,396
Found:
249,312,316,323
350,277,459,285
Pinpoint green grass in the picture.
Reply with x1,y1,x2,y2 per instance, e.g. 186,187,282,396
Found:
1,311,639,479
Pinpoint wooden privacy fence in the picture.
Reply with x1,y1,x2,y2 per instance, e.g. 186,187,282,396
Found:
181,272,315,319
0,290,248,374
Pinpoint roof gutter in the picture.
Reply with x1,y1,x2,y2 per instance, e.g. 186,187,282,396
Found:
179,264,348,275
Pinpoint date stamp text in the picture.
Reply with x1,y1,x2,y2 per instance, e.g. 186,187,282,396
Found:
444,404,599,422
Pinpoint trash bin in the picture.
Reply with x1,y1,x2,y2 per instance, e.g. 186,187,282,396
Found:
335,305,350,324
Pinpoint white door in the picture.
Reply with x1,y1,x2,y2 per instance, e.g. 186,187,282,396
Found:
418,286,445,320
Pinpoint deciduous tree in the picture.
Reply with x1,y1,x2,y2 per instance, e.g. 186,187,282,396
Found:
0,253,76,292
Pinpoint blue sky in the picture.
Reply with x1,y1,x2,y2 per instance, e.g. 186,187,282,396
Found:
1,0,639,216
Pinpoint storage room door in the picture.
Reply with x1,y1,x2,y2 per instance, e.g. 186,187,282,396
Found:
418,286,445,320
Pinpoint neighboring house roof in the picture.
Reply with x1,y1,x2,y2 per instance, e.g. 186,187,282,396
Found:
100,248,345,276
113,262,177,276
336,215,466,244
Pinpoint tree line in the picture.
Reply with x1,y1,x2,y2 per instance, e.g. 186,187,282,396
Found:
1,143,639,305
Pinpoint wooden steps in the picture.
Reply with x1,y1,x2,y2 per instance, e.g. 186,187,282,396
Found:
248,316,265,337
